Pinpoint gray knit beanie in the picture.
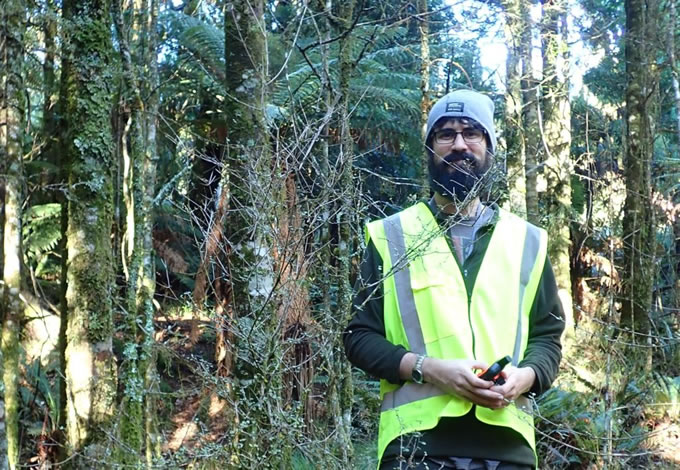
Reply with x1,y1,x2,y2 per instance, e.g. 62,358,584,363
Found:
425,89,497,154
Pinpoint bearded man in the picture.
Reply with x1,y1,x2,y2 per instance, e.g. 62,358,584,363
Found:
344,89,565,470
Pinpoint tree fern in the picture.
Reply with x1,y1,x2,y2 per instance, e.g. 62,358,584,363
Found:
164,10,224,80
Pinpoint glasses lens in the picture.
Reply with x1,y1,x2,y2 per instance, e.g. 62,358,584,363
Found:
435,129,456,143
462,129,484,143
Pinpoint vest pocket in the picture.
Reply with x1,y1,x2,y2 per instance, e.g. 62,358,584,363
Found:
410,279,470,355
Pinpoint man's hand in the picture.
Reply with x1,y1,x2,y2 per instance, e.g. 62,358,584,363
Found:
422,357,506,409
397,354,535,409
490,366,536,404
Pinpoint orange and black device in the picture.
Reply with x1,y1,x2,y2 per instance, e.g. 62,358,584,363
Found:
477,355,511,385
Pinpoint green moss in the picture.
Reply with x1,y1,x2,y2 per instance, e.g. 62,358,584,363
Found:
62,0,119,456
117,348,145,465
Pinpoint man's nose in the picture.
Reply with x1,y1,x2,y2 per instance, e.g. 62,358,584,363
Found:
451,132,469,151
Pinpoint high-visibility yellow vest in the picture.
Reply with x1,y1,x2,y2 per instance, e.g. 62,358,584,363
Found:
365,202,547,465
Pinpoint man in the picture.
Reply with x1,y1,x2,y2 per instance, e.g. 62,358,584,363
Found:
344,89,564,470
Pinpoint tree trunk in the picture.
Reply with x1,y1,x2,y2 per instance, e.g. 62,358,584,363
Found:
668,1,680,142
0,399,6,470
520,0,541,225
113,0,160,465
673,1,680,347
113,0,146,462
313,0,336,435
192,168,229,313
1,2,25,468
541,0,574,339
418,0,431,195
621,0,658,353
277,169,314,425
55,0,75,455
40,0,59,203
502,0,527,217
61,0,118,460
200,170,231,375
224,0,271,343
141,2,161,463
224,0,283,463
0,55,4,470
331,0,356,464
56,0,72,453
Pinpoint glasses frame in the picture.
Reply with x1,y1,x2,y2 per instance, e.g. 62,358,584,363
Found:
433,127,486,145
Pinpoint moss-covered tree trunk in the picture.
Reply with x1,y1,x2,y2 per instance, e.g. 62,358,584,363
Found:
620,0,658,350
501,0,526,216
1,2,25,467
61,0,118,461
541,0,573,340
113,0,159,465
520,0,541,225
113,0,145,462
141,2,161,464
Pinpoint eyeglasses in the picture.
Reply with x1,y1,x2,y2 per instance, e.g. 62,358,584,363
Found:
433,128,485,145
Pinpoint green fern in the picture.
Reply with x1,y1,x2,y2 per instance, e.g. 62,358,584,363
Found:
165,10,224,77
22,203,62,277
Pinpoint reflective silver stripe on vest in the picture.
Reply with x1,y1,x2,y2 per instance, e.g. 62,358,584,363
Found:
383,214,425,354
381,213,543,413
380,383,445,412
512,222,543,365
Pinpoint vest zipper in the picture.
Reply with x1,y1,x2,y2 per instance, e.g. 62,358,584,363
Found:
465,262,476,359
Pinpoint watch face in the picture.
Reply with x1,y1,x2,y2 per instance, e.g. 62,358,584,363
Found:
412,355,425,384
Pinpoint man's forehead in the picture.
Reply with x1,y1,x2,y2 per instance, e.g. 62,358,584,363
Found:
434,117,480,129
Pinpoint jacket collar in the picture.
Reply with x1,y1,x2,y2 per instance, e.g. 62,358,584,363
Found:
425,197,499,228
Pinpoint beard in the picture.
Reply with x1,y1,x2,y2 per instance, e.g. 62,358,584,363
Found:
428,151,491,202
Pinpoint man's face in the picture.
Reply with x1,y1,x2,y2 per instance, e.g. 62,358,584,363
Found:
428,118,491,202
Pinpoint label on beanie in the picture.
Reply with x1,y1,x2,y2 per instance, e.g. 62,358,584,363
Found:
446,102,464,113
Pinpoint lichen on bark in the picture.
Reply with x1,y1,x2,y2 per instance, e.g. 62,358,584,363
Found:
61,0,118,458
541,1,574,340
621,0,658,345
1,0,26,467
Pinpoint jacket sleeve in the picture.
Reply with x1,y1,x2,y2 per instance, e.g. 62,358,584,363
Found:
343,239,408,384
519,257,565,396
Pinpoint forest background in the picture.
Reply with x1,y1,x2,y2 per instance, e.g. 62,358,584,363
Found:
1,0,680,468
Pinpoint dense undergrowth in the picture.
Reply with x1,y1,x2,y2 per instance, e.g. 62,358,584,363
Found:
13,290,680,469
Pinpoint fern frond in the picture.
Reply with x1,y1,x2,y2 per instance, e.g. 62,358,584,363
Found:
23,203,62,261
163,10,225,84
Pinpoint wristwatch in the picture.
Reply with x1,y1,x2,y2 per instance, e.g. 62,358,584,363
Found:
411,354,426,384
